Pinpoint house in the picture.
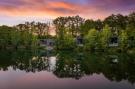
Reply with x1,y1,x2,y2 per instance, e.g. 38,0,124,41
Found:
109,35,119,47
39,39,55,50
76,35,84,46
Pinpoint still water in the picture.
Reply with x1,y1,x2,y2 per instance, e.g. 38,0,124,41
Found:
0,49,135,89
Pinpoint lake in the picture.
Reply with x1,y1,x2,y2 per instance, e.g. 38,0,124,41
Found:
0,49,135,89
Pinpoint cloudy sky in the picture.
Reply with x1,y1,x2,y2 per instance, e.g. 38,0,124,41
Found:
0,0,135,25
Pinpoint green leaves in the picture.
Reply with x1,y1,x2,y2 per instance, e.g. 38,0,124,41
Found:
0,26,38,49
119,30,128,50
57,33,75,50
100,25,112,48
84,29,99,50
11,30,20,48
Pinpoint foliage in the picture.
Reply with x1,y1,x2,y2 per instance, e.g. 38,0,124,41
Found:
81,19,95,35
126,24,135,48
53,15,84,37
119,30,128,50
11,29,21,49
57,33,76,50
16,21,49,38
1,12,135,51
104,14,127,30
100,25,112,49
0,25,38,49
0,26,12,48
84,29,99,51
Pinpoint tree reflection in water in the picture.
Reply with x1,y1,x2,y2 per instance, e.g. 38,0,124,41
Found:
0,49,135,84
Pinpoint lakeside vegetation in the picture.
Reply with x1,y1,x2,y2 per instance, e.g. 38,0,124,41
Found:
0,12,135,53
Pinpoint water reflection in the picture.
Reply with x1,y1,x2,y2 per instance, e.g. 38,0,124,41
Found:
0,49,135,85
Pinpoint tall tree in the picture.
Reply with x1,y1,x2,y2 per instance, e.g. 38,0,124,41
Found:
100,25,112,49
95,19,103,31
84,29,99,51
119,30,128,51
81,19,95,35
104,14,127,31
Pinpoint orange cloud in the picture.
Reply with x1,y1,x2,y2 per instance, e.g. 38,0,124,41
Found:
0,0,134,21
0,0,81,18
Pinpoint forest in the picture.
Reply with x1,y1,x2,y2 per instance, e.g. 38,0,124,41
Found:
0,12,135,53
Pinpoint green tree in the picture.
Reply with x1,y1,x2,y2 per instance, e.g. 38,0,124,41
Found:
0,26,12,49
35,22,49,38
31,35,38,49
21,31,33,48
84,29,99,51
119,30,128,50
125,25,135,48
95,19,103,31
11,30,21,49
100,25,112,49
57,33,75,50
128,12,135,28
81,19,95,35
104,14,127,31
54,15,84,37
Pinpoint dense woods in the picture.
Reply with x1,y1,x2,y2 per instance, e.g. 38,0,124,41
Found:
0,12,135,52
53,12,135,52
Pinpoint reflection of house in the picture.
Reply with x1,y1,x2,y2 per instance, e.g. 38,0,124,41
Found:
109,55,119,64
40,39,55,46
109,28,119,47
40,39,55,50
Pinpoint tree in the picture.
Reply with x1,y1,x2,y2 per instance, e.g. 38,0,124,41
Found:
16,22,49,38
0,26,12,49
100,25,112,49
53,17,67,46
57,33,75,50
95,19,103,31
125,25,135,48
84,29,99,51
53,16,84,50
128,12,135,28
119,30,128,50
53,15,84,37
35,22,49,38
15,23,39,49
11,30,21,49
81,19,95,35
72,15,84,36
31,35,38,49
21,31,33,48
104,14,127,31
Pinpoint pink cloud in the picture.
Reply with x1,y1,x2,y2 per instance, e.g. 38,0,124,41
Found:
0,0,134,21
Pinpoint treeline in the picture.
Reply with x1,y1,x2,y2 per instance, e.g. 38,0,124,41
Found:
53,12,135,51
0,22,52,49
0,12,135,51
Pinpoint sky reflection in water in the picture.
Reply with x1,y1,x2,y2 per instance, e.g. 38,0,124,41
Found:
0,50,135,89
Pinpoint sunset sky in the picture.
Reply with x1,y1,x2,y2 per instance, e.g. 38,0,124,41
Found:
0,0,135,25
